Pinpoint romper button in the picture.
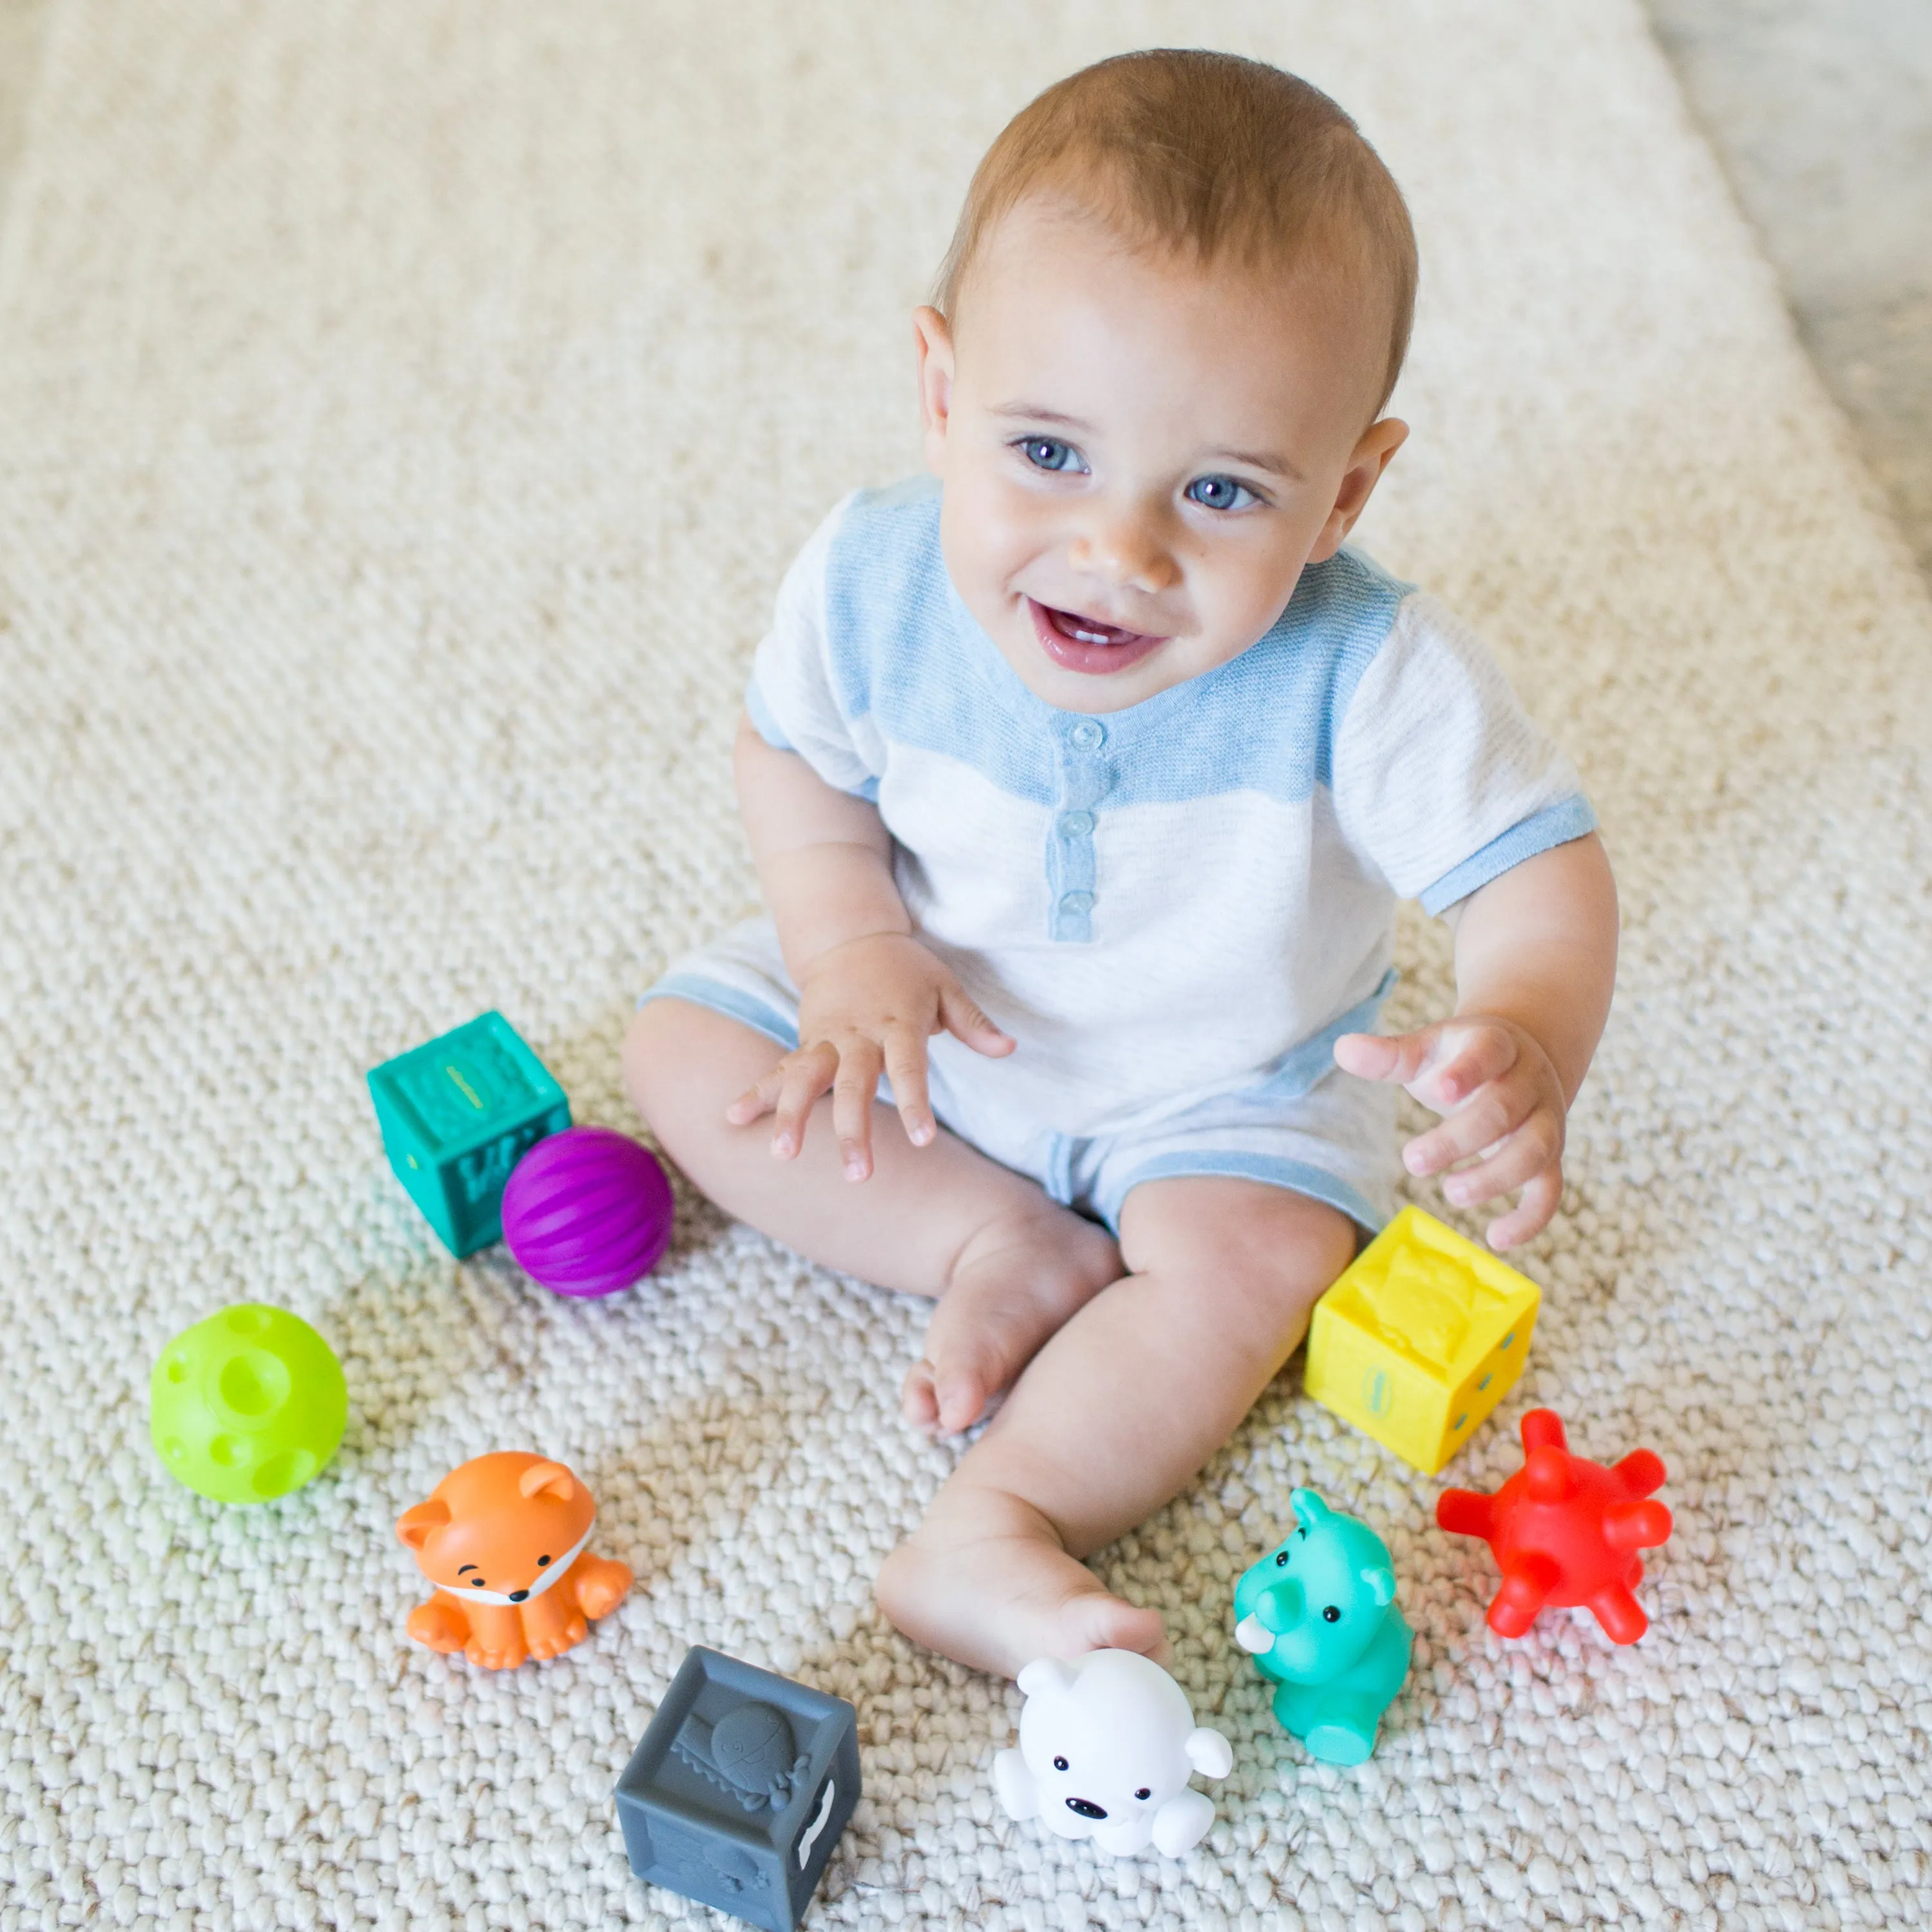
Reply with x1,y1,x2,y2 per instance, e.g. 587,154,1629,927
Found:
1068,719,1104,750
1059,811,1094,838
1060,891,1094,914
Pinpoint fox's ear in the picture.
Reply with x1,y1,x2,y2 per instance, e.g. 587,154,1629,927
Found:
519,1461,576,1504
396,1499,450,1550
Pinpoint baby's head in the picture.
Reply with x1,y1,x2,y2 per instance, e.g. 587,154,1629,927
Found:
916,50,1416,712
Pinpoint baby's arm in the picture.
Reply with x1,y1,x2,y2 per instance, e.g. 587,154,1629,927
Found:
726,715,1013,1178
1334,831,1617,1250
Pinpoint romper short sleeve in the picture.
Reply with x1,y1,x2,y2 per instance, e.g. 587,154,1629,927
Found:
1331,591,1598,914
743,493,886,801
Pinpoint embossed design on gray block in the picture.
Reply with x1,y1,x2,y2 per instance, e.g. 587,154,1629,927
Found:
674,1700,811,1812
614,1646,862,1931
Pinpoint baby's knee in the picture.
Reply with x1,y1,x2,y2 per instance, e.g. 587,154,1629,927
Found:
1120,1180,1356,1328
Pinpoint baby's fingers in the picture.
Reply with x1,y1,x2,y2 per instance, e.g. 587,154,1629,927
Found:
938,981,1014,1059
882,1031,937,1150
1482,1168,1564,1253
1333,1028,1435,1086
1435,1109,1562,1212
1339,1024,1518,1115
724,1066,783,1128
1419,1023,1518,1112
1401,1079,1524,1177
831,1036,886,1181
763,1043,838,1159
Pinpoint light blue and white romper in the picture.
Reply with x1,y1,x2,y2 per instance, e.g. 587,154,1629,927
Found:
646,478,1595,1235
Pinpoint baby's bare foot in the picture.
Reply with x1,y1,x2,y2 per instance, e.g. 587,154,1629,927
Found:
875,1483,1166,1680
902,1209,1119,1435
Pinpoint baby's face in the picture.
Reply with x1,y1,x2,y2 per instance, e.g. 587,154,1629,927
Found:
918,198,1406,714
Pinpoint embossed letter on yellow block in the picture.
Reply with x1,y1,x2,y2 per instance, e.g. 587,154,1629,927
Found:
1303,1207,1541,1475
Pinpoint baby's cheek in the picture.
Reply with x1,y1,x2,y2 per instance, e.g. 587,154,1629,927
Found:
1200,529,1331,665
938,478,1030,617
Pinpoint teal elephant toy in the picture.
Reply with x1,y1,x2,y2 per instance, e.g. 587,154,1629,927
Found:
1233,1489,1412,1765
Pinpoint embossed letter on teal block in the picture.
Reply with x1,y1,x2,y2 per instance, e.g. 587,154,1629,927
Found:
368,1012,571,1256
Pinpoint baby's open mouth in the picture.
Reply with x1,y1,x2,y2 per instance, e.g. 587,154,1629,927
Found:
1046,605,1146,648
1027,598,1166,676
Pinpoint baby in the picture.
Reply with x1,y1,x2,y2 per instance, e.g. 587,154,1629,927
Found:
625,51,1617,1680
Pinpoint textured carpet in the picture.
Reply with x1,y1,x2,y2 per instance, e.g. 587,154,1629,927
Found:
3,3,1930,1930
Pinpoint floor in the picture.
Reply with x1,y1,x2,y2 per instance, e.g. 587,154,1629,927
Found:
1645,0,1932,574
0,0,1925,578
0,0,46,205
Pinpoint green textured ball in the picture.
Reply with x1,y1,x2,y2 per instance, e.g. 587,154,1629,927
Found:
150,1304,348,1505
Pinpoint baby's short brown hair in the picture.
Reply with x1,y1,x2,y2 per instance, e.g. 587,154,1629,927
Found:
935,50,1417,413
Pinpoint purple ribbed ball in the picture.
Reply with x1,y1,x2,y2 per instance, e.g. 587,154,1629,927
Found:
501,1127,674,1298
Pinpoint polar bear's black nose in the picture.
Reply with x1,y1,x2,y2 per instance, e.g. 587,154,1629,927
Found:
509,1589,529,1603
1065,1797,1108,1821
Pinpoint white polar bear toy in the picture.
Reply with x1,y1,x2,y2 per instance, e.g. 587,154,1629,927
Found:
994,1650,1235,1859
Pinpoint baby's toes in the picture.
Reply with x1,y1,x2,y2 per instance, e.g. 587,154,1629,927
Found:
932,1355,997,1435
1058,1593,1170,1668
900,1358,941,1430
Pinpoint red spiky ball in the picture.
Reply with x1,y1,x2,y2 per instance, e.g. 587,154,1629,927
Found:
1437,1408,1672,1643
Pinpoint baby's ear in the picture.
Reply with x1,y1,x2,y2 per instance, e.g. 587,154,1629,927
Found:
1361,1563,1396,1607
912,305,956,458
1017,1658,1076,1699
518,1461,576,1504
396,1499,450,1550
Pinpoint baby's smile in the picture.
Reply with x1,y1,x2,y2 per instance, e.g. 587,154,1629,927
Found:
1027,597,1169,676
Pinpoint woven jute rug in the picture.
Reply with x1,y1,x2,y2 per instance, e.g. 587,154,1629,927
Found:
3,3,1929,1929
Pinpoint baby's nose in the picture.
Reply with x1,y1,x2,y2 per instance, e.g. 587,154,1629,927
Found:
1065,1796,1108,1821
509,1589,529,1603
1070,518,1179,595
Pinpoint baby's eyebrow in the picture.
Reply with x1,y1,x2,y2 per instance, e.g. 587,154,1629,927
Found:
1204,445,1305,483
990,402,1091,430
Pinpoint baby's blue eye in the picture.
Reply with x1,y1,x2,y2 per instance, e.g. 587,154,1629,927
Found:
1020,437,1084,474
1185,474,1256,512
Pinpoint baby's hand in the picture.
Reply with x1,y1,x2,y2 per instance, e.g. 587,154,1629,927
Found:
724,933,1013,1180
1334,1015,1567,1250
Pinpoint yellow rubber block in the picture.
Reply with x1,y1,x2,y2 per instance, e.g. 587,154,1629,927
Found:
1303,1207,1541,1475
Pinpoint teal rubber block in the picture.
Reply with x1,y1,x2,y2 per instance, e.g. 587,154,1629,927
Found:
368,1012,571,1256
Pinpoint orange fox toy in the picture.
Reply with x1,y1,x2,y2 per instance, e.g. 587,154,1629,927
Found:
397,1452,633,1669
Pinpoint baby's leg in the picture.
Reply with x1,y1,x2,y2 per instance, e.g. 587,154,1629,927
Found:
624,999,1121,1429
876,1178,1356,1679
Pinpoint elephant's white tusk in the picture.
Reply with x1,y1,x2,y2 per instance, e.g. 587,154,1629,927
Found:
1234,1614,1274,1654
